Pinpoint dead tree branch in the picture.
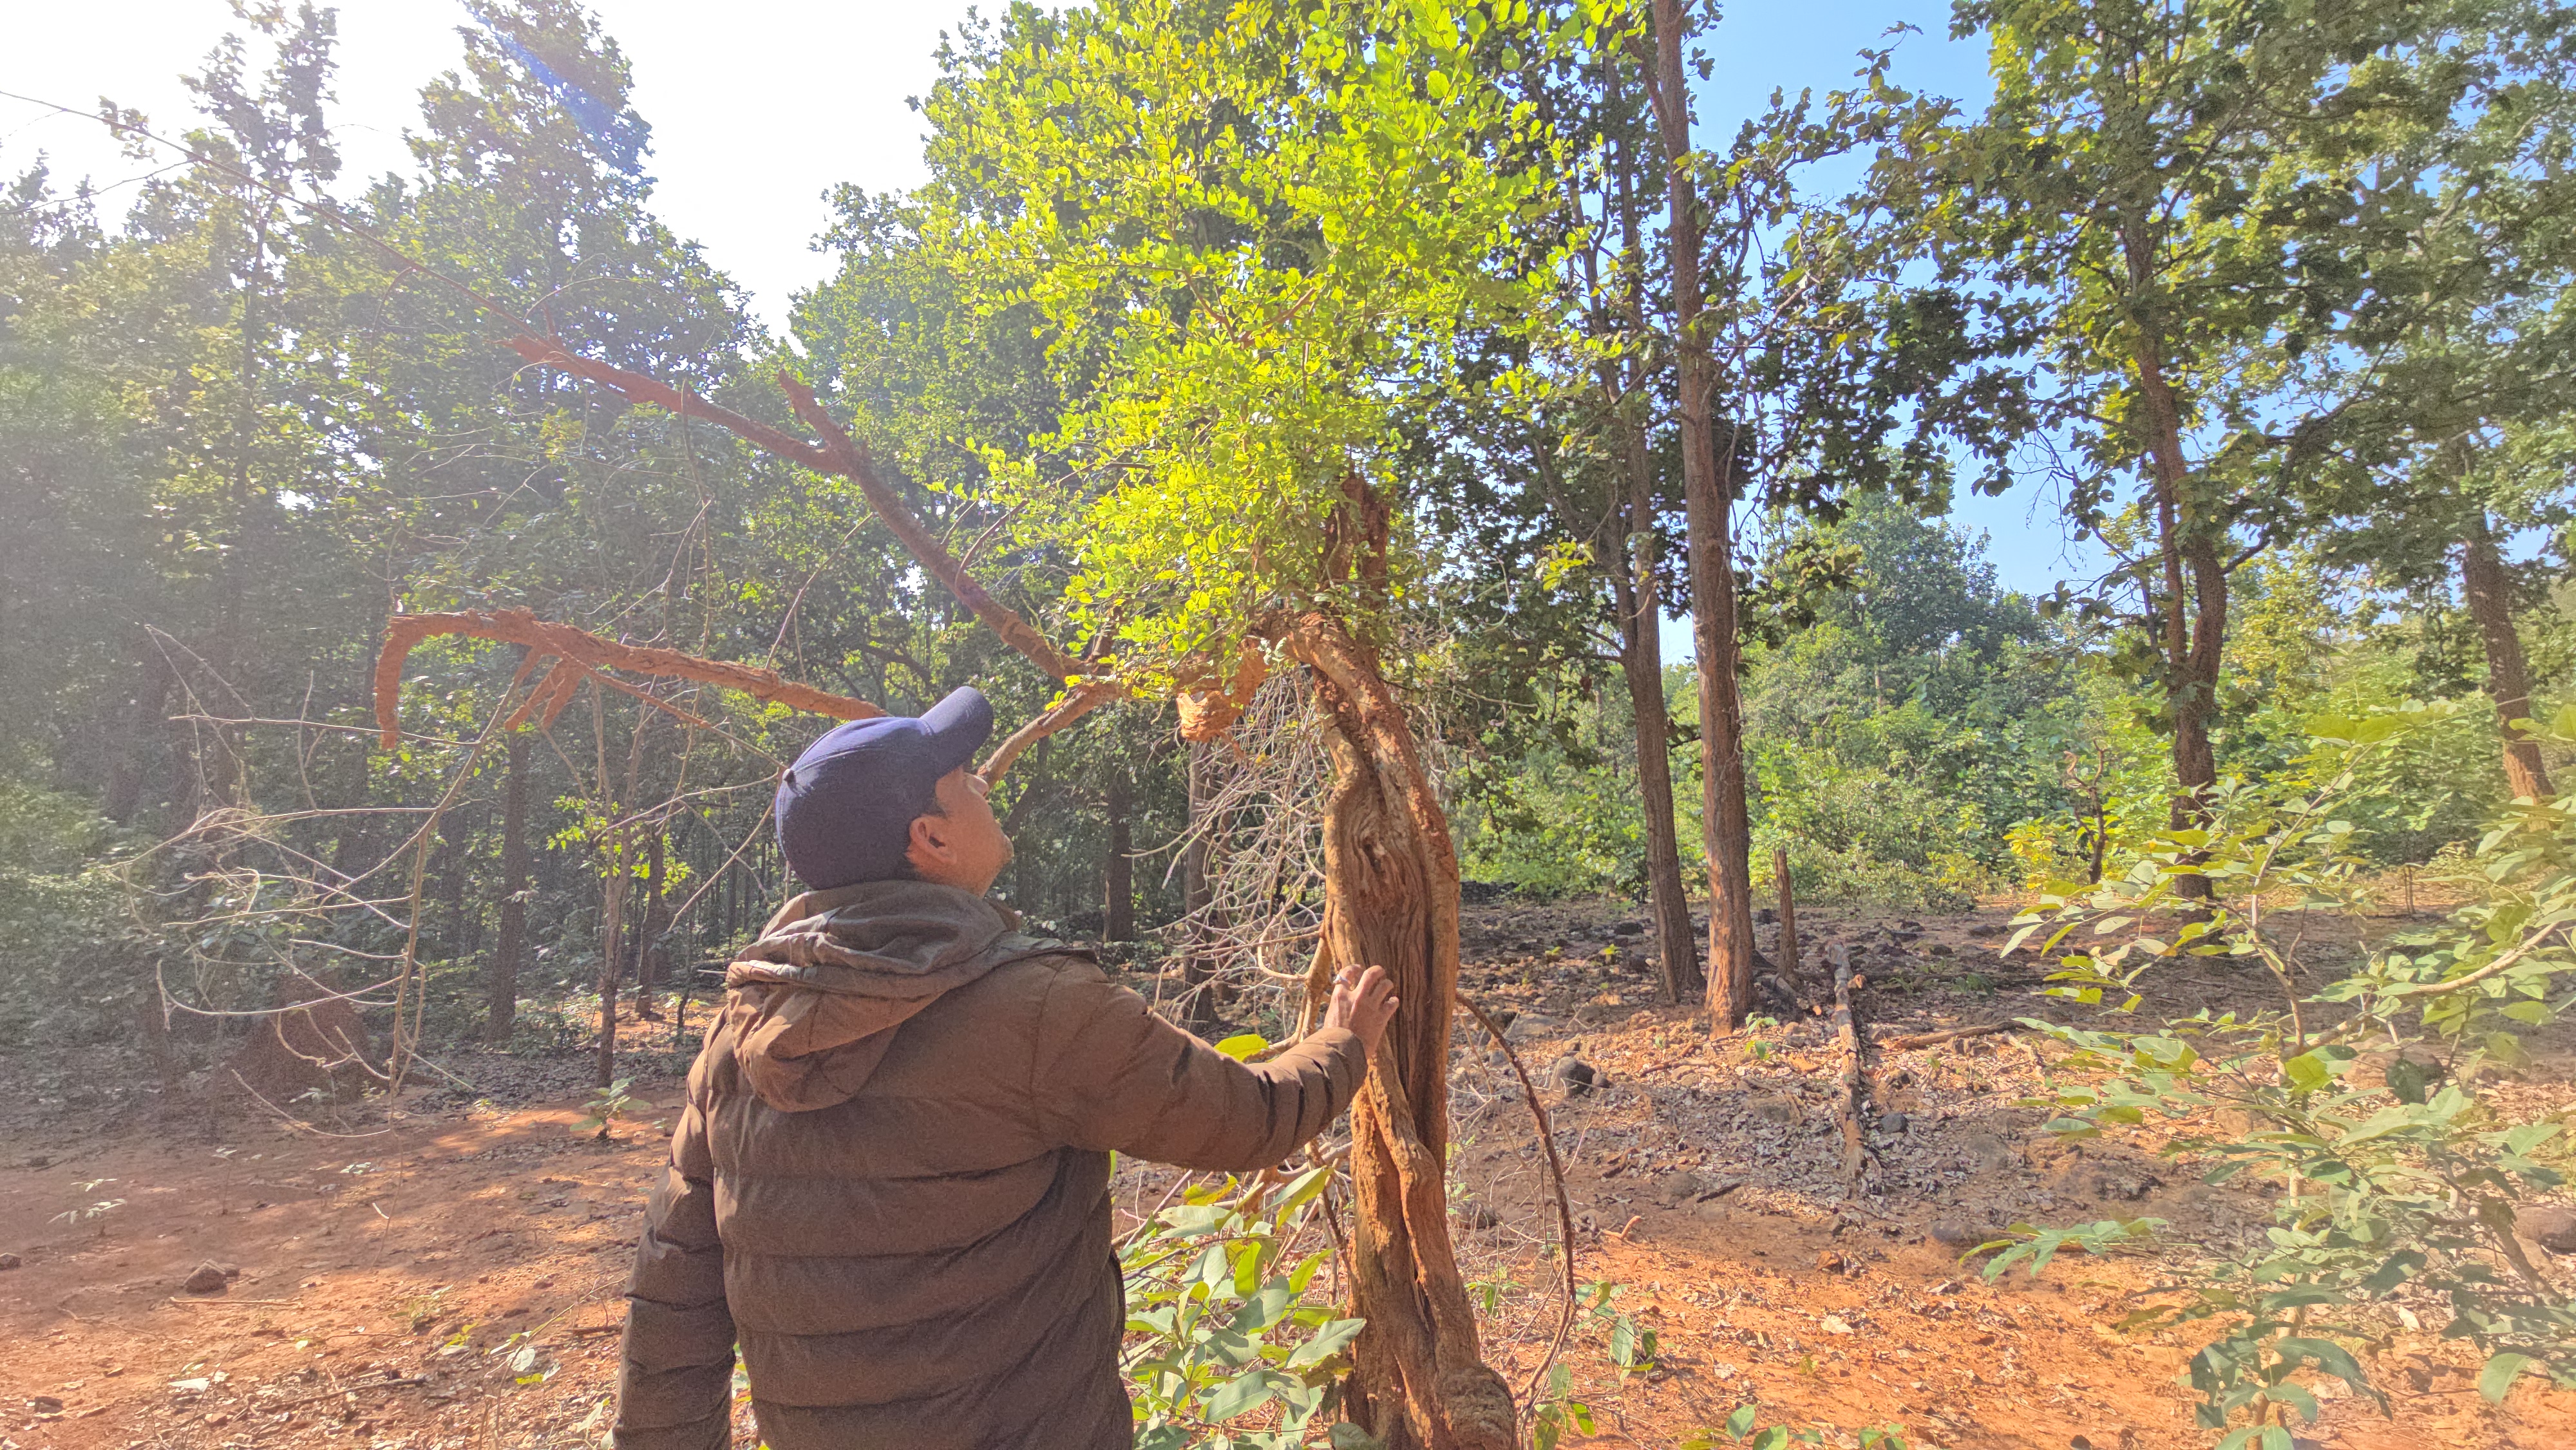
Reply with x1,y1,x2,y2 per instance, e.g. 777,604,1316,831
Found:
375,607,882,748
500,335,1085,684
1458,994,1577,1418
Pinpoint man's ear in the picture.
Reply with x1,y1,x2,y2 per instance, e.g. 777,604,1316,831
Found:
908,811,949,865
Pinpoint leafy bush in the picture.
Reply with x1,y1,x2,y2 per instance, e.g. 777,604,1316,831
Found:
0,780,144,1048
1997,710,2576,1444
1120,1167,1369,1449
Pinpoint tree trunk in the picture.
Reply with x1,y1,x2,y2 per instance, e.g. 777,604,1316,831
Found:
488,731,529,1043
1290,614,1514,1450
1104,774,1135,943
2464,516,2553,801
597,827,626,1089
1647,0,1759,1026
103,645,175,825
438,814,469,965
1609,498,1700,1004
1180,740,1222,1031
636,829,668,1019
1602,114,1700,1005
2119,216,2226,887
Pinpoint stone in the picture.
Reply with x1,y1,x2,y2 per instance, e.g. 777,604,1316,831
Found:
1748,1094,1803,1125
2517,1203,2576,1254
29,1395,64,1416
1926,1220,1990,1248
1549,1056,1600,1095
0,1252,20,1270
1957,1131,2018,1172
1879,1111,1911,1136
182,1263,231,1294
1654,1171,1703,1204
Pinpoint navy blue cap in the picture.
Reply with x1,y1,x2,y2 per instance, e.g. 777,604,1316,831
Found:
775,686,995,890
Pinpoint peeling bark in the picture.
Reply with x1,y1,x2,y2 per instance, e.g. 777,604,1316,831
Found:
1291,614,1515,1450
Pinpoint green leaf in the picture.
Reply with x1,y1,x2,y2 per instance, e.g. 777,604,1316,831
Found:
2479,1351,2535,1404
1328,1423,1386,1450
1285,1317,1366,1368
1202,1368,1280,1421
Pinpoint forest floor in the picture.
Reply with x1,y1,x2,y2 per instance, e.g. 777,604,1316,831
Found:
2,899,2573,1449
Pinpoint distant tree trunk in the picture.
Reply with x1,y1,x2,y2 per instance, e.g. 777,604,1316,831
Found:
1648,0,1759,1026
1104,774,1135,942
163,704,207,836
1289,612,1513,1450
1007,738,1053,914
438,813,469,965
2119,217,2227,896
1179,740,1222,1030
1596,119,1701,1007
103,645,175,825
488,731,529,1044
1611,442,1701,1006
2464,516,2553,801
636,830,668,1020
597,827,627,1089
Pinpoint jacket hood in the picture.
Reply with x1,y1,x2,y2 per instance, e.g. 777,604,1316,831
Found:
722,878,1019,1112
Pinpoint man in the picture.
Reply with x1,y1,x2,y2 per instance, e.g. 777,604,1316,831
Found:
612,686,1396,1450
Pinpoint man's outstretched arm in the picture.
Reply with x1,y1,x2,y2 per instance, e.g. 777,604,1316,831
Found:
1034,964,1398,1171
612,1093,736,1450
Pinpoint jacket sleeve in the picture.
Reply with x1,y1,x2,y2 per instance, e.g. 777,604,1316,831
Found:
1030,960,1369,1171
612,1084,736,1450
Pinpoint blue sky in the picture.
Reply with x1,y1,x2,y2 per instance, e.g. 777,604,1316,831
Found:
9,0,2099,598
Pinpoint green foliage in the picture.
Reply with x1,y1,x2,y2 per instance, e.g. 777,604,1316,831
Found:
1119,1167,1366,1449
571,1076,645,1139
914,0,1568,686
1680,1403,1910,1450
2001,710,2576,1440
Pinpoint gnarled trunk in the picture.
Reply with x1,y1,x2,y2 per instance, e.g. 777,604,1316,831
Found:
1290,614,1514,1450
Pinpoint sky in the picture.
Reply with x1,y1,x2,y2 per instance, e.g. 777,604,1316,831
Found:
4,0,2106,600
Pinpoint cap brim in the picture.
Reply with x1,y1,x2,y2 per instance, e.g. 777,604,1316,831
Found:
917,686,994,775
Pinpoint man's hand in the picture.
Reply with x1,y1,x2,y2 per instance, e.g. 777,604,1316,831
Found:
1321,965,1399,1056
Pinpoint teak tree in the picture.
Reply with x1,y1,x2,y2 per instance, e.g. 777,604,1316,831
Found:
1861,0,2568,866
499,2,1555,1441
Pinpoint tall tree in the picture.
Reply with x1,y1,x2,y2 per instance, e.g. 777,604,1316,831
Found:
1644,0,1762,1022
1860,0,2562,880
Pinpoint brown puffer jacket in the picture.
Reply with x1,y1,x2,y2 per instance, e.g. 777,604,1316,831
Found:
612,879,1367,1450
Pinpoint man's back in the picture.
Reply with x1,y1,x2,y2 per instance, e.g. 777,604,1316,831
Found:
611,881,1365,1450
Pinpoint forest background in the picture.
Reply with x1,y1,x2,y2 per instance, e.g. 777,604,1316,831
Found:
5,1,2576,1442
1,0,2563,1050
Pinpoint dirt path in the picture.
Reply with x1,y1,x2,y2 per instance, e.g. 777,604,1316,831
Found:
3,900,2571,1448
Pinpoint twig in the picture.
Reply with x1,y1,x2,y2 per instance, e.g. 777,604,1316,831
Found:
1882,1021,2022,1051
2380,923,2564,999
1458,993,1577,1414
